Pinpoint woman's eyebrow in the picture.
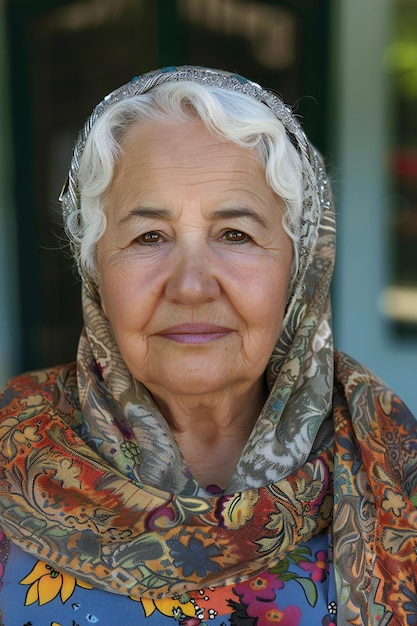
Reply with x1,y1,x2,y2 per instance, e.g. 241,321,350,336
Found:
118,207,171,225
210,207,269,228
118,206,270,228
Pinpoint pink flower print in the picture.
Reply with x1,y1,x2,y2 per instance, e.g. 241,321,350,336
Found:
234,572,301,625
255,603,301,624
234,571,283,605
299,549,329,582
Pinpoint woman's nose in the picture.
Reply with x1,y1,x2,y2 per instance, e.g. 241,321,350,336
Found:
164,246,221,305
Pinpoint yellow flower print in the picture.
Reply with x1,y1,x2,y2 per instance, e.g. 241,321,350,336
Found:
249,576,269,591
131,595,197,620
20,560,93,605
265,608,285,622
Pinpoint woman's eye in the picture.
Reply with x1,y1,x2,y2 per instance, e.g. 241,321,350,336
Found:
136,232,163,245
221,230,248,243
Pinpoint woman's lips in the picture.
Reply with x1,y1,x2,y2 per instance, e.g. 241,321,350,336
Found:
157,324,232,344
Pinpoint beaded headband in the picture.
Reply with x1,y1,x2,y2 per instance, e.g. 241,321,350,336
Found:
59,65,331,291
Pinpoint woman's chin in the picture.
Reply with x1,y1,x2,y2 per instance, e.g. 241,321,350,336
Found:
151,371,237,399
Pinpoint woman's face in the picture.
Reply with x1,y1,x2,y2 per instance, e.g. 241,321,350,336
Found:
97,119,292,403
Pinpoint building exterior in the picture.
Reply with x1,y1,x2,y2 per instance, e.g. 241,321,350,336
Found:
1,0,416,412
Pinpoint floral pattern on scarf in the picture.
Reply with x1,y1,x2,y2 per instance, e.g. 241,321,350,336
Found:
1,356,417,625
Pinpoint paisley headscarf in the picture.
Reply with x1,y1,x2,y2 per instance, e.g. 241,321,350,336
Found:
1,67,417,624
62,66,336,495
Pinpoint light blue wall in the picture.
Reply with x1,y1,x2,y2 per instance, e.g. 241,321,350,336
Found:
0,3,19,388
332,0,417,414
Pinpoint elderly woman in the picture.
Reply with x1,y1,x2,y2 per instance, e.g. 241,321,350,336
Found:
0,66,416,626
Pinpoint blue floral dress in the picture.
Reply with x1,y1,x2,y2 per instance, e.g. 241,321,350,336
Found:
0,528,336,626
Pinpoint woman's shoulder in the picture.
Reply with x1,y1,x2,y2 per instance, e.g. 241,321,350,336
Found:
334,349,385,386
0,362,77,420
334,349,411,403
333,348,416,424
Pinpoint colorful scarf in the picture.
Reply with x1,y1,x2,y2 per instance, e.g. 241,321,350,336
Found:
1,67,417,624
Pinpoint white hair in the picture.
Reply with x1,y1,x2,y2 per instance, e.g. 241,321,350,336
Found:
66,81,305,282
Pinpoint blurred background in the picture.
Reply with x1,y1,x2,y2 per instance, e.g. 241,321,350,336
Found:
0,0,416,412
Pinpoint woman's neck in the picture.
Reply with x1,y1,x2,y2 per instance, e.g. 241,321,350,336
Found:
150,381,266,490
